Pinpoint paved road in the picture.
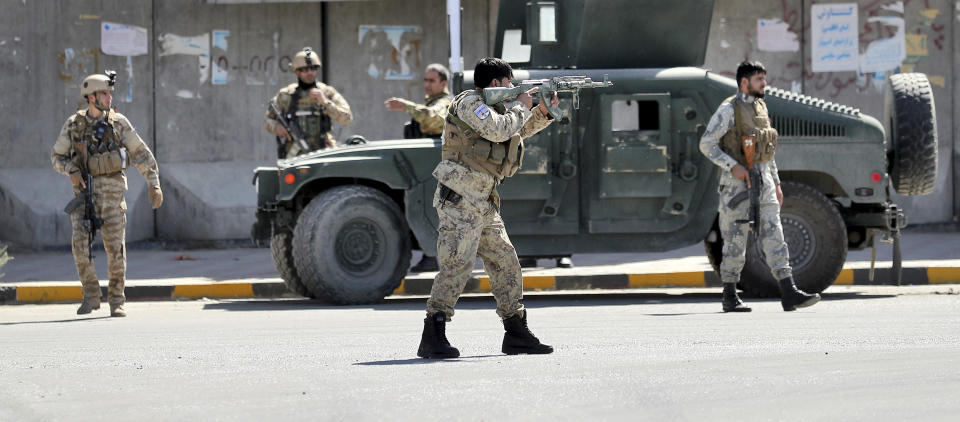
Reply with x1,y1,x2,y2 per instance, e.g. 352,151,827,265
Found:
2,289,958,421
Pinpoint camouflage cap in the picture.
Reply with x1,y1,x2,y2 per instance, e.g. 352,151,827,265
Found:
293,47,321,70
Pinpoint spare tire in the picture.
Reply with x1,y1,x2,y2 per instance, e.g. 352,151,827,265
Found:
885,73,938,195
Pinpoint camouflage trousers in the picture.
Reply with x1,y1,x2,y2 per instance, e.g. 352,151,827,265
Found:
71,191,127,304
717,180,792,284
426,185,524,320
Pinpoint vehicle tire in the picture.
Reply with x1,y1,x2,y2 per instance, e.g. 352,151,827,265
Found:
885,73,938,195
705,182,847,297
270,230,314,298
293,185,411,304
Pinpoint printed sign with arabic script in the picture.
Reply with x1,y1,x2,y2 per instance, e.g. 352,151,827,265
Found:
811,3,858,72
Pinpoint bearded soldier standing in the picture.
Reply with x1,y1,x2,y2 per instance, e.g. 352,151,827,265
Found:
264,47,352,159
51,71,163,317
417,58,558,359
699,61,820,313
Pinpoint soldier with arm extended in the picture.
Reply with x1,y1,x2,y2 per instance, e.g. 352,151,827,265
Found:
698,61,819,313
264,47,352,159
416,58,558,359
384,63,453,273
51,72,163,317
385,63,453,139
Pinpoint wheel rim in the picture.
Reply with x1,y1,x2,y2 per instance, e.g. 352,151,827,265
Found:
780,212,816,270
335,218,383,275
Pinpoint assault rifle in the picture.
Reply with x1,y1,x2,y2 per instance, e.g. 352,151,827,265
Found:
268,101,311,158
63,137,104,262
727,135,761,234
482,75,612,119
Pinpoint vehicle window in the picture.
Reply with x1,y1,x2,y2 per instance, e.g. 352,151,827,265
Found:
612,100,659,132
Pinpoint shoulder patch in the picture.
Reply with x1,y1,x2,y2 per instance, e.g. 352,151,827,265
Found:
474,104,490,120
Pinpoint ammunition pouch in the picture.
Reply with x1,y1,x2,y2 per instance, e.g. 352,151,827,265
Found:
86,147,128,176
755,127,778,162
442,94,525,179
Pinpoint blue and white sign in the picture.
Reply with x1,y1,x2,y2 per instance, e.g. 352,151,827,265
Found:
811,4,858,72
101,22,148,57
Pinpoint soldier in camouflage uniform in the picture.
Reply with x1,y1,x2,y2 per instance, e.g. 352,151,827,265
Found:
385,63,453,273
264,47,353,159
699,61,820,313
417,58,558,359
51,72,163,317
385,62,453,138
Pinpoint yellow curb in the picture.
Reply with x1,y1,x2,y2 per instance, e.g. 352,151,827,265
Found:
17,285,83,303
523,276,556,290
629,272,705,287
172,283,254,299
393,279,406,295
477,276,491,292
927,267,960,284
833,269,855,285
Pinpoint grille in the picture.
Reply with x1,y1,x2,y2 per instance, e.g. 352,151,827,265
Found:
771,115,846,138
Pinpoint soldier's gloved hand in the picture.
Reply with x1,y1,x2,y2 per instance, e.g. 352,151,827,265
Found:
148,186,163,209
69,171,86,188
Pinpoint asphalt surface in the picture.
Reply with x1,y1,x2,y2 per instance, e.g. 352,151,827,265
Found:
1,289,959,421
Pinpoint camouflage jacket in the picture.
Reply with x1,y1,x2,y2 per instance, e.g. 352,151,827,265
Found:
51,109,160,194
398,90,452,136
699,92,780,204
264,82,352,150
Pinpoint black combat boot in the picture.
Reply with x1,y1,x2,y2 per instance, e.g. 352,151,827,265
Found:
417,313,460,359
502,311,554,355
778,277,821,311
410,255,439,272
722,283,751,312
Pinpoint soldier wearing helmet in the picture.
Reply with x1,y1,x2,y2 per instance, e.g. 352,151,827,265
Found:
51,71,163,317
264,47,353,158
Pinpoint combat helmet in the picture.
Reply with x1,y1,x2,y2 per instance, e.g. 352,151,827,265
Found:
292,47,321,70
81,70,117,96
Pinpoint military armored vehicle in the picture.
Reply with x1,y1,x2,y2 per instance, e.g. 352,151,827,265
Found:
252,0,937,303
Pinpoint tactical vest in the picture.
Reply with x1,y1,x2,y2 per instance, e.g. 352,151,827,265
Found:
287,84,332,151
719,95,779,166
441,91,524,180
69,109,128,177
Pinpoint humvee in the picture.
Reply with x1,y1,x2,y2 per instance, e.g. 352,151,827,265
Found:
252,0,937,304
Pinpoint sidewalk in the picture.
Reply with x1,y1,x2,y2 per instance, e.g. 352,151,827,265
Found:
2,232,959,304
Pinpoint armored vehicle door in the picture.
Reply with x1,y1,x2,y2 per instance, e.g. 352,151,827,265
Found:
584,92,706,233
498,96,580,235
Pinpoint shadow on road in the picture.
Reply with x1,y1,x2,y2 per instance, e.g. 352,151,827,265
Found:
200,290,898,312
0,316,112,326
353,355,503,366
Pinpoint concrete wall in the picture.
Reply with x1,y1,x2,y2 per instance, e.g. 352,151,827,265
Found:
0,0,956,248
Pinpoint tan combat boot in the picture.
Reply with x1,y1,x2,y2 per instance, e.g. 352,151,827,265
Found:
76,297,101,315
110,303,127,317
